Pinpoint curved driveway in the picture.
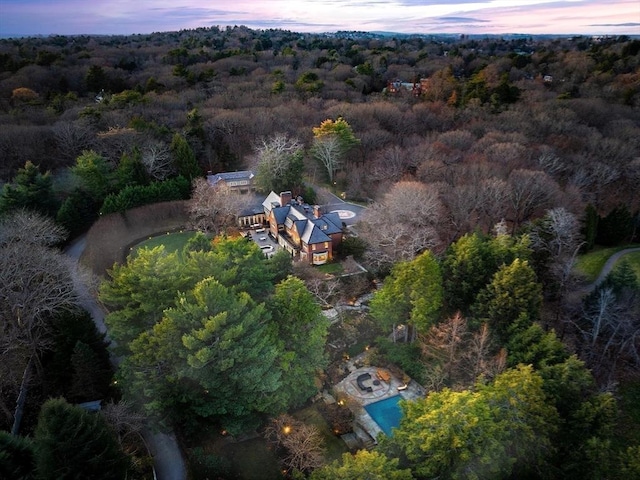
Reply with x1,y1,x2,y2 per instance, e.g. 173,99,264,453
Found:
590,247,640,290
316,186,366,227
65,236,187,480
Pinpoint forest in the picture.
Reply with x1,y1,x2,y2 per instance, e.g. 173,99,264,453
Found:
1,25,639,479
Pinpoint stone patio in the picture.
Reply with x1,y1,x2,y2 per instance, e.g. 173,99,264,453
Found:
333,365,425,444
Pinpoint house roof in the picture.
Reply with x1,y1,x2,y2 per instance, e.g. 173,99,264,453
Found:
207,170,254,186
314,213,342,234
301,222,332,244
264,190,343,245
262,191,282,213
272,205,291,225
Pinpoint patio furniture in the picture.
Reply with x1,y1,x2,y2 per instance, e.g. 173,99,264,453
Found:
376,369,391,382
357,373,373,392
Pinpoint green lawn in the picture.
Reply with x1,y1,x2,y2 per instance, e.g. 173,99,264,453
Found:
574,244,640,283
131,231,198,258
317,262,344,275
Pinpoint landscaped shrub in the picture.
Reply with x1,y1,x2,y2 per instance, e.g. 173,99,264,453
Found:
376,338,424,382
100,176,190,214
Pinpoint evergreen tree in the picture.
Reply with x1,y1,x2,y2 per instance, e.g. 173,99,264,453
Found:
115,149,149,189
471,258,542,343
443,232,531,314
582,204,599,252
370,250,443,341
0,161,58,217
268,276,329,407
56,188,100,238
311,450,412,480
120,278,282,434
170,133,200,180
383,366,557,479
71,150,114,203
597,204,634,246
34,398,129,479
0,430,36,480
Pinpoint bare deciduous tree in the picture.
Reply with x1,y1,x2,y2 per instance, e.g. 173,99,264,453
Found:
573,284,640,380
101,400,146,446
0,211,85,432
52,121,96,162
141,140,173,180
187,178,243,234
253,134,302,177
464,323,506,381
312,135,343,184
293,262,341,308
358,181,443,269
529,207,584,303
419,314,505,390
507,169,559,231
264,414,325,473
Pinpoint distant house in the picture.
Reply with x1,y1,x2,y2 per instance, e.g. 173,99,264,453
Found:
206,170,256,193
385,79,422,97
262,191,343,265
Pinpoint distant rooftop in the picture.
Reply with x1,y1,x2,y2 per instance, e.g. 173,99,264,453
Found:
206,170,254,186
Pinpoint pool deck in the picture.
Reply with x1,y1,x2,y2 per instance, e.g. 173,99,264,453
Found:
333,366,425,443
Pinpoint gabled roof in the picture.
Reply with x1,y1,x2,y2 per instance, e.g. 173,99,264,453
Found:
207,170,254,186
272,205,291,225
314,213,342,234
294,219,307,234
300,220,331,245
262,191,282,213
301,221,332,245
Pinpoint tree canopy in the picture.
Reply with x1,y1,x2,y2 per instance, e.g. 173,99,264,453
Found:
383,365,558,479
370,250,443,340
34,398,130,479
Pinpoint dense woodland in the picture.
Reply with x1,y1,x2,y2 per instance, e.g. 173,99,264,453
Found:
1,26,639,479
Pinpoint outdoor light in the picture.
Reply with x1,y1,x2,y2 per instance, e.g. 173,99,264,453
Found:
283,425,291,434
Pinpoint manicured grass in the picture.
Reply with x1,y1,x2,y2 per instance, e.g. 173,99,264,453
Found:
293,405,349,463
574,244,640,282
317,262,344,275
131,231,198,258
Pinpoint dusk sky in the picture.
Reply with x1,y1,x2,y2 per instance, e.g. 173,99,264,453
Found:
1,0,639,37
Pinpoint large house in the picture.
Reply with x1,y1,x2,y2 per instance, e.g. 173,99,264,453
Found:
206,170,255,193
262,191,343,265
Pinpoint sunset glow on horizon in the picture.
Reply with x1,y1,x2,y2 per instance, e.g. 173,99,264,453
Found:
1,0,638,37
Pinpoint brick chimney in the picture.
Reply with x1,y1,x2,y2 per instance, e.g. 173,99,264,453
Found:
313,205,322,218
279,191,292,207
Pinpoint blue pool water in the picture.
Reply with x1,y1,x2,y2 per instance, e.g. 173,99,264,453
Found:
364,395,403,436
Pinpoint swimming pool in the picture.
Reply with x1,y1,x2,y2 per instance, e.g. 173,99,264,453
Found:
364,395,403,436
